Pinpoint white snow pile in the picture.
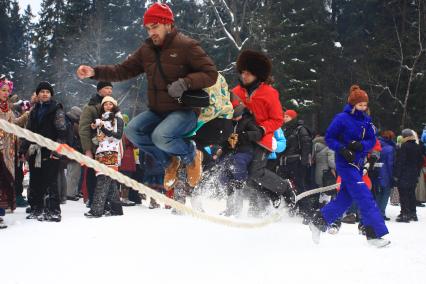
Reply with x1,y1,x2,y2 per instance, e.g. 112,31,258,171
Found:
1,197,426,284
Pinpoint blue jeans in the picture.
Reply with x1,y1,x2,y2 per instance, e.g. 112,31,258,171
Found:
375,184,391,217
321,165,389,238
124,110,197,169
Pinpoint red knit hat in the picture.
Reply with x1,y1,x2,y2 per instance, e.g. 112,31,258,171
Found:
348,85,368,105
284,110,297,120
143,3,174,26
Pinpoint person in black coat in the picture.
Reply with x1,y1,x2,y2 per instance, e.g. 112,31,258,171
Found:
19,82,67,222
394,129,424,222
279,110,313,218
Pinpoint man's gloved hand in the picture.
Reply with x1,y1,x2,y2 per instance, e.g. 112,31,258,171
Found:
167,78,188,98
228,133,238,149
347,140,363,152
339,148,355,163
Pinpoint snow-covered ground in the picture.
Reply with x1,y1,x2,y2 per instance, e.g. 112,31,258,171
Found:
1,199,425,284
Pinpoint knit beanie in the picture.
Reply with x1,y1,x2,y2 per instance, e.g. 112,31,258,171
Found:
101,96,118,107
284,109,298,120
36,81,54,96
97,81,113,91
143,3,174,26
348,85,368,106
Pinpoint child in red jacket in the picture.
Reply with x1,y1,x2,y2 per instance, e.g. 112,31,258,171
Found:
231,50,293,206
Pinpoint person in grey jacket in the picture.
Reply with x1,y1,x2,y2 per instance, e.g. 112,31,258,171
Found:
312,135,336,187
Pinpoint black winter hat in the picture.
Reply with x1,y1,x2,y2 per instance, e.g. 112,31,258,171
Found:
36,81,54,96
97,81,113,91
236,50,272,82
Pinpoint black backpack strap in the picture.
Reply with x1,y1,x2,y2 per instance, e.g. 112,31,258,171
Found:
154,49,171,85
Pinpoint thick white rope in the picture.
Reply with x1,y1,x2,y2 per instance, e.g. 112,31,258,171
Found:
0,119,284,228
294,183,340,203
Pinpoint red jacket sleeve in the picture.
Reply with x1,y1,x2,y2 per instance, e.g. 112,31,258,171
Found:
258,89,284,134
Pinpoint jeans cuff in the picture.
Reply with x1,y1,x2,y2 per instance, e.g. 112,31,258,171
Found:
181,141,196,165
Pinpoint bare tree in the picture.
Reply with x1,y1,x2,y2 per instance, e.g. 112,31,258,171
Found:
367,0,426,129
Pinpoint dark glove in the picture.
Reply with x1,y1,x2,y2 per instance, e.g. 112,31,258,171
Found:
347,141,363,152
167,78,188,98
238,132,251,145
339,148,355,163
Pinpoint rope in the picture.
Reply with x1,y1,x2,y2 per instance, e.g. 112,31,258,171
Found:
0,119,284,228
294,183,340,203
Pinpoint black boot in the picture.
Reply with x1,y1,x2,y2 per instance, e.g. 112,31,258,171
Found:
358,223,366,235
396,214,410,223
410,213,418,222
308,211,328,244
110,201,124,216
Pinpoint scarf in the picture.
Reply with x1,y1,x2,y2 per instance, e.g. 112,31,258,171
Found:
0,101,9,113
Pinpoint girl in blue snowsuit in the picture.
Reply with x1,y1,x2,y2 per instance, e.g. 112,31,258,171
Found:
310,85,389,246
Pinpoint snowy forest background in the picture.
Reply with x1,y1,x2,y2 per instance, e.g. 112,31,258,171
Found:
0,0,425,133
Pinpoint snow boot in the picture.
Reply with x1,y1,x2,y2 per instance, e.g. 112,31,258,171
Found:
410,213,418,222
16,195,29,207
0,217,7,229
46,212,62,222
396,214,410,223
328,220,341,235
26,209,42,220
121,198,136,207
84,211,102,218
164,156,181,190
309,211,328,244
110,201,124,215
341,213,357,224
186,149,203,188
149,198,160,209
365,226,390,248
358,223,366,235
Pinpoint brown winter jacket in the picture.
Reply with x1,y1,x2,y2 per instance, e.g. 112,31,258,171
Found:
92,29,218,113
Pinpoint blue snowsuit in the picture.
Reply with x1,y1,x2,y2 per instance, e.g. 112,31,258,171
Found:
321,104,389,238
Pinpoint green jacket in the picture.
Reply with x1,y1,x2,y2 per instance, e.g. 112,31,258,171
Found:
79,94,102,153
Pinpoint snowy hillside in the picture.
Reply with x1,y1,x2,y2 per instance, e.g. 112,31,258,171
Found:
1,200,425,284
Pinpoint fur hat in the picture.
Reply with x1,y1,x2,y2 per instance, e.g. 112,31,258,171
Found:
284,109,298,120
143,3,174,26
101,96,118,107
236,50,272,82
36,81,54,96
97,81,113,91
348,85,368,105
